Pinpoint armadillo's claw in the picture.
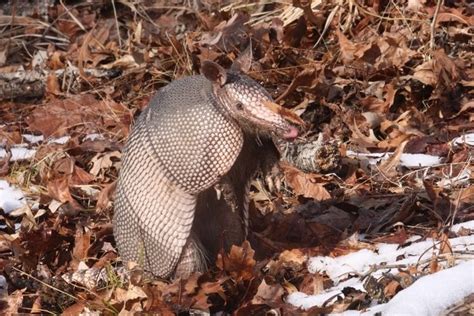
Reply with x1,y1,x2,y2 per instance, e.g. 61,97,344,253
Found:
214,184,223,200
264,164,283,194
265,175,274,193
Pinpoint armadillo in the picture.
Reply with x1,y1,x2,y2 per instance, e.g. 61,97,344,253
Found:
113,58,298,279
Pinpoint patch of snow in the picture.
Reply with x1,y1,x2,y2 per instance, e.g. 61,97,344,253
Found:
289,233,474,312
451,220,474,233
22,134,44,144
398,153,442,168
346,151,442,168
365,261,474,315
438,168,471,188
452,133,474,146
48,136,70,145
0,147,36,161
0,180,27,213
288,278,365,309
346,151,386,166
83,133,105,141
309,236,474,283
347,133,473,170
308,249,378,282
287,291,341,310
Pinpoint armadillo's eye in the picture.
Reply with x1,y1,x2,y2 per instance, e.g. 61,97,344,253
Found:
235,102,244,111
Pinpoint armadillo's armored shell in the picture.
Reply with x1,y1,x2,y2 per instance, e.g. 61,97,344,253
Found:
114,76,244,278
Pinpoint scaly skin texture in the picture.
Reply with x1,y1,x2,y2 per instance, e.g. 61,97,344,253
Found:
114,64,296,278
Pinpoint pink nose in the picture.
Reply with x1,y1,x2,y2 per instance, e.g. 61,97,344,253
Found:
283,126,298,139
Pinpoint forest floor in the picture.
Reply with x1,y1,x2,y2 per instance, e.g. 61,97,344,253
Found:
0,0,473,314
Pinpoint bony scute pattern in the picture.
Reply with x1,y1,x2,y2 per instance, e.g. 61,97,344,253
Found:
114,61,297,278
114,75,244,277
145,77,244,194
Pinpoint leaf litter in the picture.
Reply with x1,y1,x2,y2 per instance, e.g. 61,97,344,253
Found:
0,0,473,314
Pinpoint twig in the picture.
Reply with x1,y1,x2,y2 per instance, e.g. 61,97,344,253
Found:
450,187,465,228
111,0,123,49
359,252,474,279
430,0,443,50
59,0,86,32
313,5,339,48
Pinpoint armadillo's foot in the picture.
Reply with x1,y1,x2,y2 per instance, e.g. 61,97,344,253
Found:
174,237,208,279
214,181,239,213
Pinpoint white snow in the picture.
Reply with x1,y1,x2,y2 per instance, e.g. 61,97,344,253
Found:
288,291,343,309
0,146,36,161
346,151,442,168
398,153,442,168
288,232,474,314
1,134,104,162
451,220,474,233
452,133,474,146
307,235,473,284
362,261,474,315
438,168,471,188
83,133,104,141
48,136,70,144
0,180,27,213
287,278,365,309
347,133,474,169
22,134,44,144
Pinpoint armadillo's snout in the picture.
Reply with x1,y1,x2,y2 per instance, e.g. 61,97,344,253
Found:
242,101,300,140
259,100,303,141
282,125,299,140
224,75,303,140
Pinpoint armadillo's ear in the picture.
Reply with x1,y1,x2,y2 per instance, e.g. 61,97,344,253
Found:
231,45,252,73
201,60,227,86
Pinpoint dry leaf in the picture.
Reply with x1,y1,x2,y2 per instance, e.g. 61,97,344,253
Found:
283,164,331,200
216,241,256,281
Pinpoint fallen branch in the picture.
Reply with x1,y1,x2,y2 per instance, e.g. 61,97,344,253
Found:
279,134,341,174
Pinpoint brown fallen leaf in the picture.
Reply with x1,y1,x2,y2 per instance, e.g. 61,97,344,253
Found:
70,165,94,185
71,228,91,271
216,240,256,282
4,289,24,315
89,151,121,178
378,139,409,177
115,285,148,303
282,163,331,201
26,94,131,138
299,273,325,296
47,176,83,211
46,73,61,96
349,117,379,148
96,181,117,212
251,278,285,305
275,68,317,103
383,280,401,299
60,301,86,315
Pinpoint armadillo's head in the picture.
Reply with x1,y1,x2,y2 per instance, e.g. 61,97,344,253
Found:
201,60,299,140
